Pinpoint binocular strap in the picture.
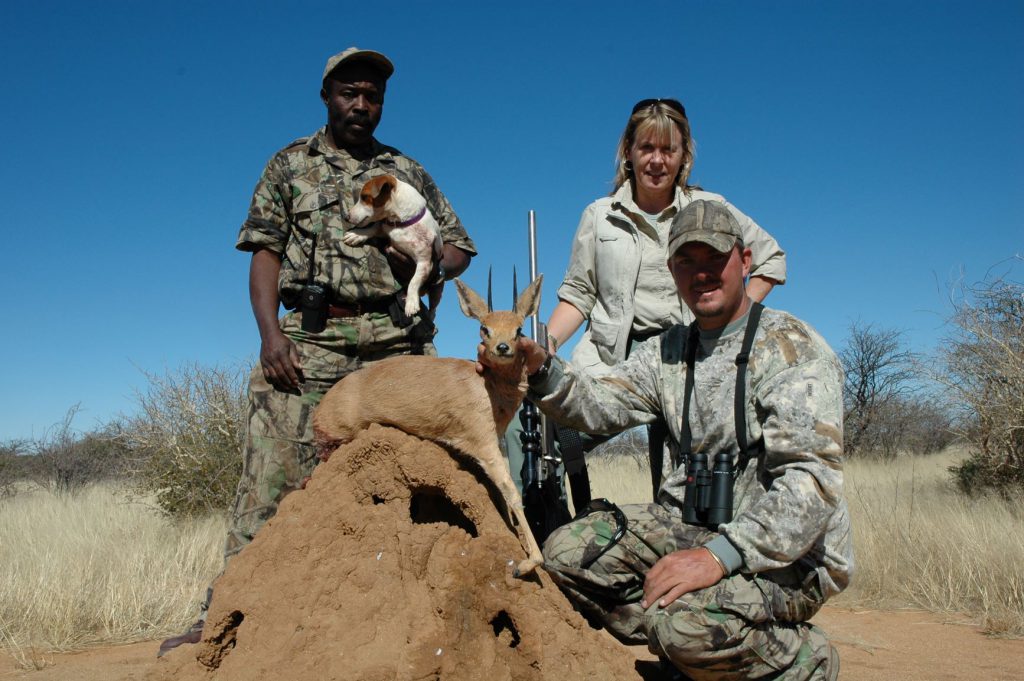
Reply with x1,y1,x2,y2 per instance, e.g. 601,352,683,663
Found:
655,302,766,497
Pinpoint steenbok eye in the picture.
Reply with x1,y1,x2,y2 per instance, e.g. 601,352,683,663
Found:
480,325,490,337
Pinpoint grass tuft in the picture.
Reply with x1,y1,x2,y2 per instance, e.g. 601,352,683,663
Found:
0,483,226,655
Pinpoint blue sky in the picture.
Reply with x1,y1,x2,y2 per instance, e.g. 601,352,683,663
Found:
1,1,1021,441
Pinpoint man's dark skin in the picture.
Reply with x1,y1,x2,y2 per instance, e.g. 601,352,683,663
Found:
251,61,470,391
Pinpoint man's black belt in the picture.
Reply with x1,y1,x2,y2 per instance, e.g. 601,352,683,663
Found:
326,296,397,318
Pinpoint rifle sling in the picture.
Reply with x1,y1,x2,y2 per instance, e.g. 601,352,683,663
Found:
555,423,592,512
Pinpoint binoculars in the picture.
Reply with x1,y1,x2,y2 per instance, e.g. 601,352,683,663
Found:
681,452,734,528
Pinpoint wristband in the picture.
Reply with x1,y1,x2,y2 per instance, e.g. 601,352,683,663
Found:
703,546,729,577
527,352,552,384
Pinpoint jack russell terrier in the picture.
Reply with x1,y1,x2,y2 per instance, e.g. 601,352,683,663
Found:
345,175,443,317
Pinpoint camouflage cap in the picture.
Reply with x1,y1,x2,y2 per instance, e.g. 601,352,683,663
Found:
667,200,744,255
322,47,394,83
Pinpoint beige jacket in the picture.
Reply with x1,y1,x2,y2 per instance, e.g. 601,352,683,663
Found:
557,184,786,370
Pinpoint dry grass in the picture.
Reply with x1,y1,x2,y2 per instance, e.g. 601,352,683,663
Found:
585,446,1024,636
838,448,1024,636
573,452,654,511
0,484,226,663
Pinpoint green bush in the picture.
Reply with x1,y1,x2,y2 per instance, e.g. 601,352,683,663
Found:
119,363,246,517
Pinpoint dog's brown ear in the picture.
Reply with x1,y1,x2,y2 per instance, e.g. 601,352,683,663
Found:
371,175,396,207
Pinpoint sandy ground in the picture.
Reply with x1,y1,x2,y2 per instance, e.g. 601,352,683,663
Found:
3,426,1021,680
2,607,1021,681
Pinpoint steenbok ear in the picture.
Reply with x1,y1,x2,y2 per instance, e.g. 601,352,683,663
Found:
515,275,543,319
456,279,489,321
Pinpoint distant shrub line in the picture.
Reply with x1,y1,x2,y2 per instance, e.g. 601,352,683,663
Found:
1,364,246,518
2,263,1021,509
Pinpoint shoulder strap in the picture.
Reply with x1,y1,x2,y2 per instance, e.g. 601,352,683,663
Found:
679,321,701,456
735,302,765,474
651,322,699,500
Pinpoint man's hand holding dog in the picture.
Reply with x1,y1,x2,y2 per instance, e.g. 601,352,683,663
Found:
387,243,469,289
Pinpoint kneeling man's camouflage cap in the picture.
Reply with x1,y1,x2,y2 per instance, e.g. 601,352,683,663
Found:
322,47,394,83
667,199,744,256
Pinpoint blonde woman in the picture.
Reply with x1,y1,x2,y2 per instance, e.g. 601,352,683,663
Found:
548,98,785,366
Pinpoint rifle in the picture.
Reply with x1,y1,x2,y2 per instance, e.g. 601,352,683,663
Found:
517,211,591,544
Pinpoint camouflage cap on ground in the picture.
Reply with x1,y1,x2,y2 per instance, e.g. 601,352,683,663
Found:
667,200,744,255
322,47,394,83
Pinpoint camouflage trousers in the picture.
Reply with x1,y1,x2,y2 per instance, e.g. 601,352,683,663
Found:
223,310,435,560
543,503,836,681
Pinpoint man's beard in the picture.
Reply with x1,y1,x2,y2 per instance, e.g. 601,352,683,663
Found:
692,300,725,318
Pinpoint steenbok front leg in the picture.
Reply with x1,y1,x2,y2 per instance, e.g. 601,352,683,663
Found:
477,451,544,576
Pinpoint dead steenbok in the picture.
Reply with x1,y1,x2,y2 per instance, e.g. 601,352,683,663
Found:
312,276,545,577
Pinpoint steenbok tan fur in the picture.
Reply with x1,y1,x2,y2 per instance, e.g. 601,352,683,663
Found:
312,276,545,577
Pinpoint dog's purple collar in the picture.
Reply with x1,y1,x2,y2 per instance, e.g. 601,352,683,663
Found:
387,206,427,228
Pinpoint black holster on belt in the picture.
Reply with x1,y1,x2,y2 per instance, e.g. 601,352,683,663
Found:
299,229,328,333
388,294,415,328
299,284,328,333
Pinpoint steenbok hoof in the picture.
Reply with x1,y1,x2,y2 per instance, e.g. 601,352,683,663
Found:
513,556,543,578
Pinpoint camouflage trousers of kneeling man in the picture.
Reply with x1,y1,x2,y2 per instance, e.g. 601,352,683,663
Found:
542,502,837,681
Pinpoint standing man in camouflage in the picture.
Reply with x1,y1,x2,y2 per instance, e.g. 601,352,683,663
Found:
159,46,476,656
227,46,475,558
499,200,850,680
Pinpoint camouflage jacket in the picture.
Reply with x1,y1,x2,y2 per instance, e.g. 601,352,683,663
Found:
531,305,853,599
236,128,477,309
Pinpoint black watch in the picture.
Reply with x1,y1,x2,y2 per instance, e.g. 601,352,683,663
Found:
528,352,553,384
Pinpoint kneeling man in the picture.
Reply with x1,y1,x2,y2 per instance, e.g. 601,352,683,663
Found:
501,200,851,680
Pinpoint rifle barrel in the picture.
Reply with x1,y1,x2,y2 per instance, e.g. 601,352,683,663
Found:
528,210,539,341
